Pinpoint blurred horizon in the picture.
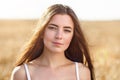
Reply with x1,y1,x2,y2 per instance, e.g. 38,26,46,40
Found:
0,0,120,20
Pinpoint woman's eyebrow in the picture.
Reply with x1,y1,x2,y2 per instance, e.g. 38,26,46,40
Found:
64,26,73,30
48,23,58,27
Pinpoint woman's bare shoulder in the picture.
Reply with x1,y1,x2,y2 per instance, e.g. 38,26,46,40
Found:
11,64,26,80
78,63,91,80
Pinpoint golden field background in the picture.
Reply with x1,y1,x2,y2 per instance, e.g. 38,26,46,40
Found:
0,20,120,80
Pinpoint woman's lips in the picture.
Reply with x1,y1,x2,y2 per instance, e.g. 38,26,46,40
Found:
52,42,63,45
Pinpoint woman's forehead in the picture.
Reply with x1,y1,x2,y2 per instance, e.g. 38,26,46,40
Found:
48,14,74,28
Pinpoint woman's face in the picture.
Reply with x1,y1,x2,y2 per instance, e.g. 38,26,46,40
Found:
43,14,74,53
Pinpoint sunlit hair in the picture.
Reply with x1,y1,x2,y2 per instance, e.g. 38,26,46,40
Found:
16,4,95,80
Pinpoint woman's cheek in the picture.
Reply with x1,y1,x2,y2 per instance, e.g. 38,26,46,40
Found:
65,36,73,47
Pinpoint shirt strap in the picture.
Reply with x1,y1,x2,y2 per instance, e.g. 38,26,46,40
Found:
24,63,31,80
75,62,80,80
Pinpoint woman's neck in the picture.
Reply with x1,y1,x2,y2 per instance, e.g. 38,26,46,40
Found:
37,49,72,68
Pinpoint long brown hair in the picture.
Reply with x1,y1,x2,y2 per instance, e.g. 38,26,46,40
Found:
16,4,95,80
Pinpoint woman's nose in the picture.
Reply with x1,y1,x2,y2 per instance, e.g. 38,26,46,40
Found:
55,30,63,40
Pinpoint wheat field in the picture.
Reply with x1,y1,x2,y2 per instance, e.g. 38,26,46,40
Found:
0,20,120,80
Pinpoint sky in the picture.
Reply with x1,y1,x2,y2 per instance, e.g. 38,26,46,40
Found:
0,0,120,20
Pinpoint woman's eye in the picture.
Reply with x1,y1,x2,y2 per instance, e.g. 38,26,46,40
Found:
48,26,57,30
64,29,71,33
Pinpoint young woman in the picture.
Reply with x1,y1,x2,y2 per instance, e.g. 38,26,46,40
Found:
11,4,95,80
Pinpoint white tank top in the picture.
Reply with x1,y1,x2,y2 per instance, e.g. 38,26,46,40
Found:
24,62,80,80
